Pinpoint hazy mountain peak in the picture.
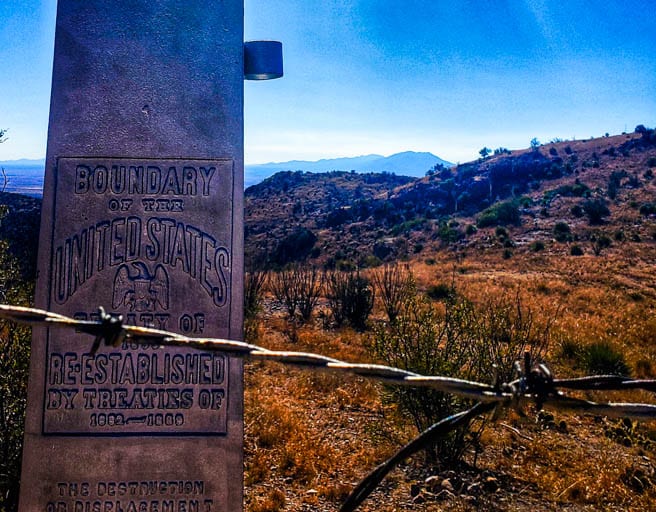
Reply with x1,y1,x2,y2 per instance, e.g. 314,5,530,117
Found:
245,151,452,187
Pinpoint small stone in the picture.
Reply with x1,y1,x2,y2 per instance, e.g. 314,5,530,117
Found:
441,478,454,492
483,476,499,492
306,489,318,495
424,475,441,492
412,492,426,504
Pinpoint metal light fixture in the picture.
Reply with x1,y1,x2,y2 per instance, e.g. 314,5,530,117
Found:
244,40,283,80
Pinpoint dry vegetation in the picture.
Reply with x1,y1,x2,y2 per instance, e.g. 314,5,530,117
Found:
244,252,656,511
243,130,656,511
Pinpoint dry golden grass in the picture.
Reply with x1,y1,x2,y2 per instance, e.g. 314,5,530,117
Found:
244,246,656,511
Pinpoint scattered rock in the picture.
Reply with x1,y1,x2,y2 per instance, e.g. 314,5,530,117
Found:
440,478,455,493
483,476,499,492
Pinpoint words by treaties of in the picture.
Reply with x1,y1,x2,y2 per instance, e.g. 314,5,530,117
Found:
45,350,227,431
49,480,213,512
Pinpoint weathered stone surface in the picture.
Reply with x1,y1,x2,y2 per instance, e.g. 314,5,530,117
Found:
20,2,244,511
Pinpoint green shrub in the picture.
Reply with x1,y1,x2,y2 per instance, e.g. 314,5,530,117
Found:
370,291,554,464
271,228,318,266
530,240,545,252
592,234,612,256
495,226,509,239
582,199,610,225
639,203,656,216
436,221,463,243
244,271,267,342
553,222,572,242
570,245,584,256
581,341,631,376
571,204,584,217
426,283,455,302
477,200,521,228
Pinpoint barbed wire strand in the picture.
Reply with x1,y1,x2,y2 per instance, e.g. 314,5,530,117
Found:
2,303,656,510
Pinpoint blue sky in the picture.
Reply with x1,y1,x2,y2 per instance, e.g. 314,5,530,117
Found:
1,1,655,164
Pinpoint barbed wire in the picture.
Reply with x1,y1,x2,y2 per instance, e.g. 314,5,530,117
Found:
2,303,656,511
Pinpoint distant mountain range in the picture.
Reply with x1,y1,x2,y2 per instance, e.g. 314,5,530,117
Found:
0,158,45,168
0,152,454,193
0,159,45,197
245,151,452,188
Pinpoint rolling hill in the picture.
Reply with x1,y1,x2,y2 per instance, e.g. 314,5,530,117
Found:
245,129,656,270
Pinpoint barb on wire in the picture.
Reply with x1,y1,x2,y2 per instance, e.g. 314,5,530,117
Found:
1,304,655,415
2,303,656,511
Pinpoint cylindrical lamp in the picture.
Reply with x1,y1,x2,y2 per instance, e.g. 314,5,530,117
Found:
244,40,283,80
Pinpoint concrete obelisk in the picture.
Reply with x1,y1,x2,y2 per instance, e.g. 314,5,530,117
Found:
20,1,244,511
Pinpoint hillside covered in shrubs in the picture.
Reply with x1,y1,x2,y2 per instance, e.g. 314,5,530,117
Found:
245,128,656,270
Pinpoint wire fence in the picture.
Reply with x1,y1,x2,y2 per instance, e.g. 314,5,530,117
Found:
2,303,656,511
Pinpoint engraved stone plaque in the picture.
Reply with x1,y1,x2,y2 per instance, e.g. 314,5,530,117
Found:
44,158,233,435
20,2,244,512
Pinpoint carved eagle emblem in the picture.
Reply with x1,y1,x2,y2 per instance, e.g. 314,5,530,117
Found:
112,262,170,312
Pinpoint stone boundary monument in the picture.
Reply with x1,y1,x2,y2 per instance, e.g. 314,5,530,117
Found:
20,2,280,511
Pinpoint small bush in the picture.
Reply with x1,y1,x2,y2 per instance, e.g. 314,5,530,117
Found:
477,200,521,228
436,221,463,243
426,283,455,301
465,224,477,236
370,291,554,464
582,199,610,225
269,266,323,323
570,245,584,256
571,204,584,218
639,203,656,216
530,240,545,252
371,264,415,323
553,222,572,242
591,234,612,256
581,341,631,376
271,228,318,266
558,337,582,362
495,226,509,239
244,271,267,342
325,269,374,331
